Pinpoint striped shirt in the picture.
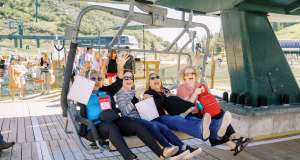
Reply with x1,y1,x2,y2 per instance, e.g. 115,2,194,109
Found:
115,89,141,119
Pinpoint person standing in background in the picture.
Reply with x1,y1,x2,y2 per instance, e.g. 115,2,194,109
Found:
92,51,104,77
15,59,28,98
123,46,135,73
105,49,118,84
8,57,21,101
40,52,51,95
78,47,93,69
0,56,6,97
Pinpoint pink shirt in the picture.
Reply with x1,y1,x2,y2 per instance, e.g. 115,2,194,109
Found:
176,82,200,100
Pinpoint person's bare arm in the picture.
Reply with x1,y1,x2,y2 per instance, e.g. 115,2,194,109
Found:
116,54,129,79
187,88,203,103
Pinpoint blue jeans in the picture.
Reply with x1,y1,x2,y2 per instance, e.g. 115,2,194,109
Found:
156,115,222,140
208,116,225,140
136,119,184,148
0,133,5,144
185,114,226,140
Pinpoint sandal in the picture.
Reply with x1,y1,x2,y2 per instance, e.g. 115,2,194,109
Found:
231,137,252,156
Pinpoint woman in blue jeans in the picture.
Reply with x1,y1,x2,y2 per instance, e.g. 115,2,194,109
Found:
115,71,202,160
144,73,251,156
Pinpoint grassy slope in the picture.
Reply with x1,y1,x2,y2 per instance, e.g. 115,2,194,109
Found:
276,23,300,39
0,0,168,50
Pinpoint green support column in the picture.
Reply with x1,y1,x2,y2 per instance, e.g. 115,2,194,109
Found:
221,9,300,105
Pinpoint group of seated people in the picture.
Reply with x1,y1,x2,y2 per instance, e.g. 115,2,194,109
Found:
77,54,251,160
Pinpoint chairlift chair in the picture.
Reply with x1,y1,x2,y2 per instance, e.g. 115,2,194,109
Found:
61,0,212,155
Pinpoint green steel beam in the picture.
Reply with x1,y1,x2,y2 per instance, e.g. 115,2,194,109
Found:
221,9,300,105
236,2,286,14
286,0,300,14
156,0,243,13
154,0,300,15
0,35,65,40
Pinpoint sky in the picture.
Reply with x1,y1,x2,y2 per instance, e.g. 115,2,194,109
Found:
87,2,222,47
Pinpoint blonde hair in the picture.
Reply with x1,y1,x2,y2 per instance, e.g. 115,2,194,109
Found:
180,66,199,82
42,52,48,59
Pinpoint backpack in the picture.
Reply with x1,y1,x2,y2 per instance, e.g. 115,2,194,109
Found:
196,84,221,117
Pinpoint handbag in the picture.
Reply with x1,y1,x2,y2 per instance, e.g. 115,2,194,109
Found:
100,110,120,121
165,96,195,115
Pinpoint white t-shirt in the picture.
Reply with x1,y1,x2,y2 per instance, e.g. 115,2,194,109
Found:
92,59,102,72
84,53,93,62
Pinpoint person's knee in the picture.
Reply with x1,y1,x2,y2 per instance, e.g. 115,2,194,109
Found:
157,123,169,131
134,122,148,132
107,123,119,134
149,123,161,132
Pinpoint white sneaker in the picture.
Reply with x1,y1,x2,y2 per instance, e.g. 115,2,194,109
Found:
202,113,211,140
163,146,179,158
184,147,202,160
169,150,190,160
217,111,232,137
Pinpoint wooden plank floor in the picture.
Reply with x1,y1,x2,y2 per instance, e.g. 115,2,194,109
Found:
1,93,300,160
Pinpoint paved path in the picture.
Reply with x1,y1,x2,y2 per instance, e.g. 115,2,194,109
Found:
1,92,300,160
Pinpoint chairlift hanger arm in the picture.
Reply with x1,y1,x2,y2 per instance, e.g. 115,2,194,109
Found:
166,11,193,52
178,31,196,53
166,27,188,52
108,0,135,47
80,3,209,28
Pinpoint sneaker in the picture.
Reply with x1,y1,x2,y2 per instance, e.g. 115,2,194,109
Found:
129,154,139,160
163,146,179,158
217,111,232,137
0,142,15,150
202,113,211,140
169,150,190,160
184,146,202,160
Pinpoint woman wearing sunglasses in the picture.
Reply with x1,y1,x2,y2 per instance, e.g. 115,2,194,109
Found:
143,73,212,141
81,56,165,160
177,66,251,156
115,71,202,160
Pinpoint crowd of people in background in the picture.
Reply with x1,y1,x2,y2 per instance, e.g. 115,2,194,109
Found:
0,46,134,101
0,52,56,101
73,46,134,85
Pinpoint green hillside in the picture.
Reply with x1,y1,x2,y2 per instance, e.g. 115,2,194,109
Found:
276,23,300,39
0,0,169,49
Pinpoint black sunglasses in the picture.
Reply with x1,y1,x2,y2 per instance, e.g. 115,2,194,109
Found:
90,76,102,81
150,75,160,80
185,72,196,76
124,76,134,80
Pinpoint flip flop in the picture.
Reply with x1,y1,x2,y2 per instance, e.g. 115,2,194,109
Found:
231,137,252,156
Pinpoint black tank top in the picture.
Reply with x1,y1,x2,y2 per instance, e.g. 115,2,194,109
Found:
107,59,117,73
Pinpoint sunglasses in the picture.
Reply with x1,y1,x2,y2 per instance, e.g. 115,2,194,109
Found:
90,76,102,82
124,76,134,80
150,75,160,80
185,72,196,76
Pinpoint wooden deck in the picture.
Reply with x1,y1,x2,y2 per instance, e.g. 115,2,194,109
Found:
1,92,300,160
